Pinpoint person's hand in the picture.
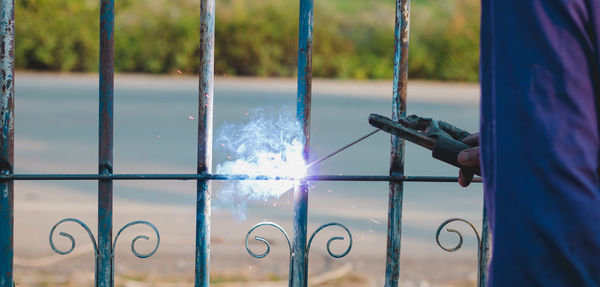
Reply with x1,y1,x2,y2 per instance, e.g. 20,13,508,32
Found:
457,133,479,187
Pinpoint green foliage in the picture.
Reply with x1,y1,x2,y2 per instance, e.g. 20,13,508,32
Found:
409,0,480,81
15,0,480,81
16,0,99,71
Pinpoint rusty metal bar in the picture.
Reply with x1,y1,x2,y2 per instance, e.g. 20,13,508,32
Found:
195,0,215,285
98,0,115,285
0,0,14,285
291,0,313,285
479,205,491,286
385,0,411,286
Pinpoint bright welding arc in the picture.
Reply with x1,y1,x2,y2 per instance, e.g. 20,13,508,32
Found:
279,129,381,195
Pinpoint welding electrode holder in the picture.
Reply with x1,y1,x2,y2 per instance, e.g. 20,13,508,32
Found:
368,114,481,176
431,136,481,176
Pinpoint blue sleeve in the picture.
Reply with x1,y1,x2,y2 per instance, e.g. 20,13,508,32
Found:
480,0,600,286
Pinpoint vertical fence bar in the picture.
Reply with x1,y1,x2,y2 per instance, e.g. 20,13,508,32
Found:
0,0,14,285
385,0,410,286
291,0,313,286
98,0,114,286
479,205,491,286
195,0,214,285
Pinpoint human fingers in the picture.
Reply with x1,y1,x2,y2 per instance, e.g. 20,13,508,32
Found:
462,133,479,146
458,168,474,187
458,146,480,167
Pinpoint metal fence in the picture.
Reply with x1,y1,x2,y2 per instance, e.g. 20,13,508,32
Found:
0,0,490,286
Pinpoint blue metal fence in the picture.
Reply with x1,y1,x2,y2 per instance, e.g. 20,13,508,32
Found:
0,0,15,285
385,0,410,285
0,0,490,286
196,0,215,285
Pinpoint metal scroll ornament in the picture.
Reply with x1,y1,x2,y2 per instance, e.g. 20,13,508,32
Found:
49,218,99,256
245,221,352,260
245,221,292,259
307,223,352,258
113,220,160,259
245,221,352,286
50,218,159,285
436,218,482,286
50,219,160,258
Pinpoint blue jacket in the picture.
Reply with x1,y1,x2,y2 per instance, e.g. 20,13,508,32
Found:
481,0,600,286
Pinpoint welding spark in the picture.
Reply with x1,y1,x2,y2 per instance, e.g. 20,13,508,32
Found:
215,108,305,220
370,219,381,225
213,109,381,220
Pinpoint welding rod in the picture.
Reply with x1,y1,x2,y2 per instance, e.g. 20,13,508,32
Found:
305,129,381,168
278,128,381,195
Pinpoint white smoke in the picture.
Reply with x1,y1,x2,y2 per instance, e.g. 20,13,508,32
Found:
215,108,306,220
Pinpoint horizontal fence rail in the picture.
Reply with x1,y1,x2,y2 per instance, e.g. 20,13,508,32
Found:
0,0,490,286
0,174,482,182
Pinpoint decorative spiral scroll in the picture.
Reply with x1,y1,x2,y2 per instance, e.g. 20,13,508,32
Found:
245,222,291,259
435,218,481,253
49,218,98,256
436,218,484,286
307,223,352,258
113,221,160,258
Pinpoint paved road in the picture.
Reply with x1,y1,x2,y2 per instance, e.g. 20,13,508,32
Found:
13,73,482,285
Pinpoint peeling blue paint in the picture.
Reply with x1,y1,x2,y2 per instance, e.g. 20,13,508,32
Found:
385,1,410,286
291,0,313,286
98,0,114,286
0,0,14,285
195,0,215,286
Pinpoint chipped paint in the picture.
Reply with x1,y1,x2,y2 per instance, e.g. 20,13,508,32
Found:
0,0,14,285
97,0,114,286
195,0,215,286
385,1,410,286
291,0,313,286
479,206,491,287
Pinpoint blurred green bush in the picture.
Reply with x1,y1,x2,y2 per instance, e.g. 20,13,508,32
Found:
15,0,479,81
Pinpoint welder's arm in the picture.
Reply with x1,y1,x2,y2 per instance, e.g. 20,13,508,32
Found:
457,133,480,187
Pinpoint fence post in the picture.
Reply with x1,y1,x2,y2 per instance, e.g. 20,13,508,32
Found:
195,0,215,286
385,0,410,286
291,0,313,286
479,205,491,286
98,0,115,286
0,0,14,286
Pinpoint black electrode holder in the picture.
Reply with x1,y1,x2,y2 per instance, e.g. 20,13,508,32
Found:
369,113,481,176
